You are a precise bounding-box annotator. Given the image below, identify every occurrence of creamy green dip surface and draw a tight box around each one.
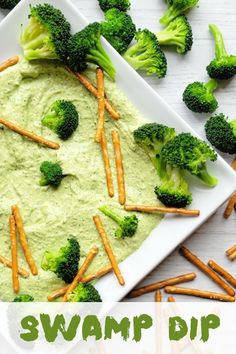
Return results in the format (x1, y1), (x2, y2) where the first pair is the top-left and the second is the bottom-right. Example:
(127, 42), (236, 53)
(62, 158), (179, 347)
(0, 59), (162, 301)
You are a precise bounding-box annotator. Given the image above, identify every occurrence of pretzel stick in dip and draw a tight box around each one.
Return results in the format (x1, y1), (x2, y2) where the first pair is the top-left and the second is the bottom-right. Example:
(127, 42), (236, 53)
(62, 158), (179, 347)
(223, 193), (236, 219)
(10, 215), (19, 293)
(0, 55), (19, 72)
(95, 68), (105, 143)
(11, 205), (38, 276)
(226, 245), (236, 261)
(208, 260), (236, 288)
(128, 272), (196, 298)
(93, 215), (125, 285)
(101, 131), (114, 197)
(112, 131), (126, 205)
(0, 254), (29, 278)
(165, 286), (235, 302)
(0, 118), (60, 149)
(63, 245), (99, 302)
(180, 246), (235, 296)
(124, 205), (200, 217)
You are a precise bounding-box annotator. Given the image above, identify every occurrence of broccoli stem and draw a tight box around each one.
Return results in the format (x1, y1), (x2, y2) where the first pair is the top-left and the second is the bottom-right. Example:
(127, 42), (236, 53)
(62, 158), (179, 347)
(99, 206), (123, 225)
(205, 79), (218, 93)
(160, 7), (178, 26)
(209, 24), (228, 60)
(156, 29), (181, 47)
(197, 167), (218, 187)
(42, 111), (59, 131)
(87, 42), (116, 80)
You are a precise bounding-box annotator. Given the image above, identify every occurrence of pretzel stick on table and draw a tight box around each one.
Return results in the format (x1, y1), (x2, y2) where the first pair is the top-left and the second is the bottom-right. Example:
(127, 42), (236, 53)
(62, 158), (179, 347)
(0, 254), (29, 278)
(155, 290), (162, 302)
(208, 260), (236, 288)
(168, 296), (176, 302)
(101, 131), (114, 197)
(231, 157), (236, 170)
(124, 204), (200, 217)
(0, 55), (19, 72)
(112, 130), (126, 205)
(165, 286), (235, 302)
(95, 68), (105, 143)
(226, 245), (236, 261)
(223, 193), (236, 219)
(10, 215), (19, 293)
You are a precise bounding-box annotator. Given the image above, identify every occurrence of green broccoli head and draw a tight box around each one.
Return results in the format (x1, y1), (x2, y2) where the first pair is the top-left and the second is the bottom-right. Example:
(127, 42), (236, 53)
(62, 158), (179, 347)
(68, 283), (102, 302)
(39, 161), (64, 187)
(160, 0), (199, 26)
(13, 294), (34, 302)
(183, 79), (218, 113)
(41, 238), (80, 284)
(101, 8), (136, 54)
(156, 15), (193, 55)
(20, 4), (71, 61)
(99, 206), (138, 239)
(207, 24), (236, 80)
(67, 22), (116, 79)
(42, 100), (79, 140)
(123, 29), (167, 77)
(0, 0), (19, 9)
(205, 113), (236, 154)
(162, 133), (218, 187)
(98, 0), (130, 12)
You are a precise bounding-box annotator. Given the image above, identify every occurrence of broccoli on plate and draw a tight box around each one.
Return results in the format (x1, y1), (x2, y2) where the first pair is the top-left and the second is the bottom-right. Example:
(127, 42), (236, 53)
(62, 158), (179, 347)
(0, 0), (19, 9)
(68, 283), (102, 302)
(13, 294), (34, 302)
(98, 0), (130, 12)
(160, 0), (199, 26)
(39, 161), (65, 188)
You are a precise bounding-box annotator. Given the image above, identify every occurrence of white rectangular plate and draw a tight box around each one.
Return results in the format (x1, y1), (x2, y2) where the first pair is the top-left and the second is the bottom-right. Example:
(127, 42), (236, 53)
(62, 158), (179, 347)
(0, 0), (236, 302)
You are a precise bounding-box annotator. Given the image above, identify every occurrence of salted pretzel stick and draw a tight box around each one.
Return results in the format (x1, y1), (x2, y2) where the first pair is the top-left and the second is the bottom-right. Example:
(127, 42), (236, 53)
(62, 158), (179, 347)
(63, 246), (99, 302)
(223, 193), (236, 219)
(124, 205), (200, 217)
(165, 286), (235, 302)
(95, 68), (105, 143)
(112, 131), (126, 205)
(101, 131), (114, 197)
(0, 254), (29, 278)
(180, 246), (235, 296)
(231, 157), (236, 170)
(168, 296), (176, 302)
(226, 245), (236, 261)
(11, 205), (38, 276)
(10, 215), (19, 293)
(128, 272), (196, 298)
(208, 260), (236, 288)
(155, 290), (162, 302)
(0, 55), (19, 72)
(0, 118), (59, 149)
(93, 215), (125, 285)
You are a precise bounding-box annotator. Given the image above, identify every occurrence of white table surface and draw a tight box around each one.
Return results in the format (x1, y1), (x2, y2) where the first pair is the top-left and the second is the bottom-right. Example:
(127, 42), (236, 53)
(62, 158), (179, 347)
(1, 0), (236, 302)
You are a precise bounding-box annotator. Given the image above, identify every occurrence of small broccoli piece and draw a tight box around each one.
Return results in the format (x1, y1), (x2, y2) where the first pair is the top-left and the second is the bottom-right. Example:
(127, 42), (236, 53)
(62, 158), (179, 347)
(13, 294), (34, 302)
(42, 100), (79, 140)
(68, 283), (102, 302)
(39, 161), (65, 187)
(98, 0), (130, 12)
(156, 15), (193, 55)
(41, 238), (80, 284)
(67, 22), (116, 79)
(123, 29), (167, 77)
(160, 0), (199, 26)
(162, 133), (218, 187)
(205, 113), (236, 154)
(0, 0), (19, 9)
(183, 79), (218, 113)
(207, 24), (236, 80)
(99, 206), (138, 239)
(101, 8), (136, 54)
(20, 4), (71, 61)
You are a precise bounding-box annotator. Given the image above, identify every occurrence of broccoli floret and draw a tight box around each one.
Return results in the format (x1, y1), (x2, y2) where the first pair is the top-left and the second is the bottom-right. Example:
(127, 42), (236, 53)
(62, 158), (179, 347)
(205, 113), (236, 154)
(156, 15), (193, 55)
(20, 4), (71, 61)
(0, 0), (19, 9)
(101, 8), (136, 54)
(160, 0), (199, 26)
(68, 283), (102, 302)
(99, 206), (138, 239)
(123, 29), (167, 77)
(41, 238), (80, 284)
(162, 133), (218, 187)
(183, 79), (218, 113)
(207, 24), (236, 80)
(98, 0), (130, 12)
(42, 100), (79, 140)
(67, 22), (116, 79)
(13, 294), (34, 302)
(39, 161), (65, 187)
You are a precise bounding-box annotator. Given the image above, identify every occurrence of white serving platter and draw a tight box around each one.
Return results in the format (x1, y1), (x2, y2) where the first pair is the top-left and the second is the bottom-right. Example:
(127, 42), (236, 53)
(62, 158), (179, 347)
(0, 0), (235, 302)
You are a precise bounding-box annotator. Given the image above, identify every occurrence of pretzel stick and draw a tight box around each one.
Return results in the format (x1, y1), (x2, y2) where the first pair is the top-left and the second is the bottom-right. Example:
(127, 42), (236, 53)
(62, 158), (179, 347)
(101, 131), (114, 197)
(180, 246), (235, 296)
(62, 245), (99, 302)
(231, 157), (236, 170)
(95, 68), (105, 143)
(128, 272), (196, 298)
(11, 205), (38, 276)
(0, 117), (59, 149)
(93, 215), (125, 286)
(0, 55), (19, 72)
(168, 296), (176, 302)
(124, 204), (200, 217)
(223, 193), (236, 219)
(165, 286), (235, 302)
(112, 131), (126, 205)
(208, 260), (236, 288)
(228, 251), (236, 261)
(10, 215), (19, 293)
(155, 290), (162, 302)
(226, 245), (236, 261)
(0, 254), (29, 278)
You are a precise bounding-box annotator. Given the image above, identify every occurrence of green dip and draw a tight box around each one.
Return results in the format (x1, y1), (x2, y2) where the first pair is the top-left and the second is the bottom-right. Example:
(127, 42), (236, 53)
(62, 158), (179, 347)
(0, 58), (162, 301)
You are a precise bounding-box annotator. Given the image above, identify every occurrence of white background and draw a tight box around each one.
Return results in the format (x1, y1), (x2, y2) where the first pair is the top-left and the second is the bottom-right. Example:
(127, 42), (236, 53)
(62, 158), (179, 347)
(0, 0), (236, 302)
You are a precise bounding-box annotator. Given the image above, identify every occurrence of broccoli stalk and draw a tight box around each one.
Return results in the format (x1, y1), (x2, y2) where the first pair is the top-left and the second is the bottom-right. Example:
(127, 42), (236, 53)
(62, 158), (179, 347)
(0, 0), (19, 9)
(207, 24), (236, 80)
(39, 161), (65, 187)
(160, 0), (199, 26)
(122, 29), (167, 77)
(99, 206), (138, 239)
(13, 294), (34, 302)
(68, 283), (102, 302)
(98, 0), (130, 12)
